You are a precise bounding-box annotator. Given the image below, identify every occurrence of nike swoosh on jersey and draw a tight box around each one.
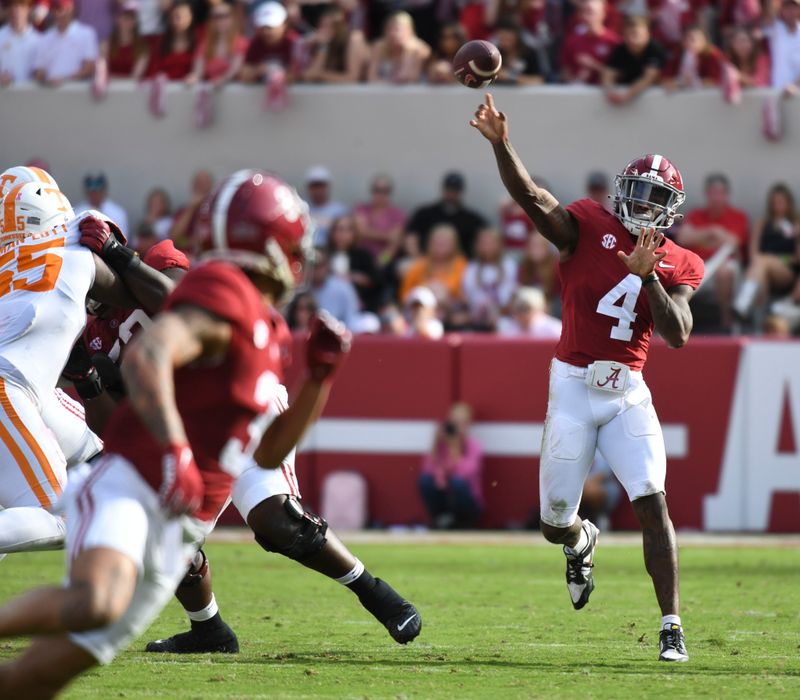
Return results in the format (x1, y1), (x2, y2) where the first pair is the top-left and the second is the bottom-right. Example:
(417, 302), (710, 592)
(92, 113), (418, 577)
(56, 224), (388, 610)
(658, 261), (676, 268)
(397, 614), (418, 631)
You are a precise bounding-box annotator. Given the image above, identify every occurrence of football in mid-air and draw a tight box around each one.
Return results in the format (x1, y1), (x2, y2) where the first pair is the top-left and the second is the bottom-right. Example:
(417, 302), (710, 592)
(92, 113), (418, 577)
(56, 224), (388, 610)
(452, 40), (502, 89)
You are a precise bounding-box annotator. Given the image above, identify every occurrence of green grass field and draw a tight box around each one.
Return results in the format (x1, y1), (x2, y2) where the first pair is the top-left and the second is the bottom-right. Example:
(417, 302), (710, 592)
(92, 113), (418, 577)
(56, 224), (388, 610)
(1, 536), (799, 699)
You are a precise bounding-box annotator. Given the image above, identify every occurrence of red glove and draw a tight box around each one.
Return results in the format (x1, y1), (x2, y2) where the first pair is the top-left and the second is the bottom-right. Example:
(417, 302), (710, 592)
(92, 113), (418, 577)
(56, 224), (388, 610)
(78, 215), (128, 251)
(306, 311), (352, 381)
(160, 444), (204, 517)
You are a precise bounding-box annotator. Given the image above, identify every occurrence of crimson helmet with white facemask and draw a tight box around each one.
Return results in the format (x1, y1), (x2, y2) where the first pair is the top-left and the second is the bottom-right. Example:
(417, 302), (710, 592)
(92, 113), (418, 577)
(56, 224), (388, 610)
(613, 154), (686, 235)
(191, 169), (313, 303)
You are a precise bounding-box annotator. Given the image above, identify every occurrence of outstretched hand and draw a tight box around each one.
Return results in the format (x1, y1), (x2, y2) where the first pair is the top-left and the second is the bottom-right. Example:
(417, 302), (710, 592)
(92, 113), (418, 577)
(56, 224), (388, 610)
(470, 93), (508, 144)
(617, 228), (666, 279)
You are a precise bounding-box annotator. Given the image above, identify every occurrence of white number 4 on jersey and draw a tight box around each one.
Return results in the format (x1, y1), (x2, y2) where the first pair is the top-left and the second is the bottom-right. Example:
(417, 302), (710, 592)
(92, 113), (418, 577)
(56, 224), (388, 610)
(596, 274), (642, 341)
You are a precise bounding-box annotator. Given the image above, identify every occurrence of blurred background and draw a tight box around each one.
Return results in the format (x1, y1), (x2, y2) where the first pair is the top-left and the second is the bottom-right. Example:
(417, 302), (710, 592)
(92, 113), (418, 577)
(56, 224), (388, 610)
(1, 0), (798, 533)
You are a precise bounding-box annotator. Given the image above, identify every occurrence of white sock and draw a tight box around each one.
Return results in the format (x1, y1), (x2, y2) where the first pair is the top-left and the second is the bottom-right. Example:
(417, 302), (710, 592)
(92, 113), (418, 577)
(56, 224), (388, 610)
(187, 594), (219, 622)
(662, 614), (681, 628)
(733, 278), (759, 316)
(335, 559), (365, 586)
(0, 508), (66, 552)
(565, 522), (589, 555)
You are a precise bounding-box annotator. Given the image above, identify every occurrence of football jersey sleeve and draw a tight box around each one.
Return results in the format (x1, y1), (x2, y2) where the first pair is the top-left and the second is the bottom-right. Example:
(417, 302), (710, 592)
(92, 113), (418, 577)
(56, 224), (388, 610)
(671, 249), (704, 290)
(166, 261), (262, 333)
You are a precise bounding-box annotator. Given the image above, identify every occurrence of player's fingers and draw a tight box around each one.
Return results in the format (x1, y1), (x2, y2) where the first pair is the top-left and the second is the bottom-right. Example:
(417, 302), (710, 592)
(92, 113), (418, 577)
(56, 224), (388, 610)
(655, 233), (665, 249)
(485, 92), (495, 110)
(655, 251), (667, 261)
(469, 119), (479, 128)
(617, 250), (628, 261)
(498, 111), (508, 122)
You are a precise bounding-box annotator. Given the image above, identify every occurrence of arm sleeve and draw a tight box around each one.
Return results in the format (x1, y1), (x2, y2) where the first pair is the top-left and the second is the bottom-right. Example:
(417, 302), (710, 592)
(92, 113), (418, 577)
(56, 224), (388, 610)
(672, 252), (704, 290)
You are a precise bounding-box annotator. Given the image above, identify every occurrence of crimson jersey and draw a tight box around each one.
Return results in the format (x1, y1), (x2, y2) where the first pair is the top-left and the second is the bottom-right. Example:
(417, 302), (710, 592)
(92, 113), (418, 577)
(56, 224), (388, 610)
(556, 199), (704, 371)
(102, 261), (285, 522)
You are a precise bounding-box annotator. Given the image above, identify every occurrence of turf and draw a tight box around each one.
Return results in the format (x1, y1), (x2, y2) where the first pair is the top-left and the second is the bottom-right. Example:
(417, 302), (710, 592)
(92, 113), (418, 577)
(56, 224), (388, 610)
(1, 538), (799, 699)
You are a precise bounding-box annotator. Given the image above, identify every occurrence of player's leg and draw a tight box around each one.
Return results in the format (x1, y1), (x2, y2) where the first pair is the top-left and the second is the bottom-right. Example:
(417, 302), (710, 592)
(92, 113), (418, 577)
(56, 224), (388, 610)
(538, 362), (600, 610)
(145, 546), (239, 654)
(41, 389), (104, 467)
(0, 377), (68, 554)
(597, 390), (687, 661)
(246, 492), (421, 644)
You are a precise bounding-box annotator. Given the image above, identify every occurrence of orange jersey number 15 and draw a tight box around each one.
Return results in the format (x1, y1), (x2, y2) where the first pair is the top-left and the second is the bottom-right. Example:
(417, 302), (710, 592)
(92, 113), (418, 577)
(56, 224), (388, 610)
(0, 238), (65, 297)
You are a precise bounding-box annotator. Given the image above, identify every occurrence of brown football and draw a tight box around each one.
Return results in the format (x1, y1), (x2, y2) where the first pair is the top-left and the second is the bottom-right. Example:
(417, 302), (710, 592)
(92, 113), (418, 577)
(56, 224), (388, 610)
(452, 40), (502, 89)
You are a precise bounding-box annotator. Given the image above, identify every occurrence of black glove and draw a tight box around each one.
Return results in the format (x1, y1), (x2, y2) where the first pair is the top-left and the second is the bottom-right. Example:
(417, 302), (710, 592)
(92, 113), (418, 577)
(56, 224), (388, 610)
(92, 352), (125, 396)
(62, 341), (104, 400)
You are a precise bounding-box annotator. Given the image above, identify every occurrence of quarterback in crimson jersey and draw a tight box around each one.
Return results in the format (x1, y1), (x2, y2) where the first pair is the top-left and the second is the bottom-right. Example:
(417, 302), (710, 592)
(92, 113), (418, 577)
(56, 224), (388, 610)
(472, 94), (703, 662)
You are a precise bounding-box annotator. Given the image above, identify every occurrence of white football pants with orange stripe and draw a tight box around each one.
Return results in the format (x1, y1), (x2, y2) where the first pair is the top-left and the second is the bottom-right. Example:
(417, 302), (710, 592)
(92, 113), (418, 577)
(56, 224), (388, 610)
(0, 376), (68, 552)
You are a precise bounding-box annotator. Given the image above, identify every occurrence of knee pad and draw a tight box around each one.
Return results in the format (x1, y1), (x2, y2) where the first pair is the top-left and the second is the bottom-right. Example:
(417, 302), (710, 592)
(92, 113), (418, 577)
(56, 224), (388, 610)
(179, 548), (209, 588)
(253, 496), (328, 562)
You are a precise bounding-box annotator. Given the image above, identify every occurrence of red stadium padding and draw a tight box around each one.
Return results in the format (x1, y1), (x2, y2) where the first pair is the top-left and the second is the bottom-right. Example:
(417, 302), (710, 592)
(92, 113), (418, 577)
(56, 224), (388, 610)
(220, 335), (800, 532)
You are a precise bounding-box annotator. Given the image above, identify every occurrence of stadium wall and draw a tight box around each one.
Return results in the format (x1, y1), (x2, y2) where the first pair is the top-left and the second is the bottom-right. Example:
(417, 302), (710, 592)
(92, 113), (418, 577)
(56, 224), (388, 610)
(0, 84), (797, 222)
(274, 336), (800, 533)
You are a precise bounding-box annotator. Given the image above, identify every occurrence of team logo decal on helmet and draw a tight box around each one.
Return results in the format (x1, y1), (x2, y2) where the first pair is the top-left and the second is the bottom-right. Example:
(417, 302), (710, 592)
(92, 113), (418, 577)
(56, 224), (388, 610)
(1, 182), (71, 244)
(613, 154), (686, 236)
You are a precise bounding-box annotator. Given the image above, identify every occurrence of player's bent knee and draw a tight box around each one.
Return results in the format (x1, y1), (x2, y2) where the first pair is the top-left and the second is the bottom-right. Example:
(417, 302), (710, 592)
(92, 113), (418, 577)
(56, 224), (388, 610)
(540, 521), (576, 545)
(250, 495), (328, 562)
(178, 548), (209, 588)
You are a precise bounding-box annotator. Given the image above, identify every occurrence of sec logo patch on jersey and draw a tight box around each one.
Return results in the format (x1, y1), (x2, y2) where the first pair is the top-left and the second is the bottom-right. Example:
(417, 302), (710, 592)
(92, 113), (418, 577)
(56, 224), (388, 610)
(602, 234), (617, 250)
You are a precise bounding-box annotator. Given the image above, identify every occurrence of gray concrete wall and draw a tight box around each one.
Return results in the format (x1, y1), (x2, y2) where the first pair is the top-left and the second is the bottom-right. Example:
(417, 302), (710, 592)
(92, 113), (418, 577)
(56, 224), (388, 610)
(0, 83), (796, 232)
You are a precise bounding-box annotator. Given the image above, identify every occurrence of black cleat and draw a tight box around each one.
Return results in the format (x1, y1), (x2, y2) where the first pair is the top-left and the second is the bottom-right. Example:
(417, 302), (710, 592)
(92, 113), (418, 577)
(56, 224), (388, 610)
(384, 601), (422, 645)
(145, 624), (239, 654)
(359, 578), (422, 644)
(564, 520), (599, 610)
(659, 624), (689, 662)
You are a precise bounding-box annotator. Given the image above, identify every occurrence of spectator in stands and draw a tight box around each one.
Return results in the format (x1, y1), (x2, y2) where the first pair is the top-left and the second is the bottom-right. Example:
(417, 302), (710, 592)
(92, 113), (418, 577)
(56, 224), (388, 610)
(328, 215), (383, 312)
(352, 174), (407, 265)
(419, 402), (483, 529)
(400, 223), (468, 317)
(0, 0), (41, 85)
(169, 168), (213, 247)
(492, 16), (545, 85)
(560, 0), (620, 85)
(664, 25), (724, 89)
(677, 173), (749, 331)
(498, 198), (534, 255)
(383, 227), (422, 301)
(603, 15), (666, 105)
(144, 0), (197, 80)
(286, 290), (319, 332)
(76, 0), (114, 48)
(310, 247), (361, 329)
(762, 314), (792, 337)
(497, 286), (563, 337)
(33, 0), (99, 86)
(517, 232), (560, 308)
(585, 170), (611, 210)
(764, 0), (800, 96)
(404, 285), (444, 339)
(462, 227), (518, 330)
(106, 1), (148, 79)
(427, 21), (466, 84)
(734, 183), (799, 321)
(186, 2), (247, 87)
(366, 11), (431, 84)
(724, 27), (770, 88)
(135, 0), (169, 38)
(133, 222), (158, 255)
(305, 165), (349, 248)
(140, 187), (173, 241)
(74, 172), (130, 235)
(241, 2), (300, 82)
(300, 5), (369, 83)
(406, 171), (487, 257)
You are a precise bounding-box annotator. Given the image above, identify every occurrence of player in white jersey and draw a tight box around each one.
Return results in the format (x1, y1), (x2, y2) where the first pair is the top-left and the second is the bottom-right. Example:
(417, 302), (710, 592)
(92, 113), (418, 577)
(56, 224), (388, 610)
(0, 166), (102, 478)
(0, 181), (173, 554)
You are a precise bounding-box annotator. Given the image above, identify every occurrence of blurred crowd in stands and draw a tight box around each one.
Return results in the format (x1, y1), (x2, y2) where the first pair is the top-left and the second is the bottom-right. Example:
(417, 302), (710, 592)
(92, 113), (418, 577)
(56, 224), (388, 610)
(58, 162), (800, 338)
(0, 0), (799, 104)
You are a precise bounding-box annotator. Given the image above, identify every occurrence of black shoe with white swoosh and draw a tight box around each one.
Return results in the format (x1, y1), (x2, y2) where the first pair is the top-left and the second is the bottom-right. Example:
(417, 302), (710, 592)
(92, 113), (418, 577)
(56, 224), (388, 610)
(563, 520), (599, 610)
(659, 624), (689, 662)
(358, 578), (422, 644)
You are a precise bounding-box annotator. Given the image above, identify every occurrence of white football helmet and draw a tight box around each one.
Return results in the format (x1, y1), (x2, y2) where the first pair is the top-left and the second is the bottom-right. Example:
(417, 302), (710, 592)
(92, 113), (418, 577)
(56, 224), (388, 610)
(0, 165), (73, 221)
(2, 182), (71, 242)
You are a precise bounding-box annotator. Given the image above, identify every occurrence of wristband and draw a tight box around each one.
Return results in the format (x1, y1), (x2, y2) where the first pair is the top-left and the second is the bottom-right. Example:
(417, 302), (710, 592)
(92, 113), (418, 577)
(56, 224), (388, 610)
(73, 367), (104, 400)
(642, 272), (659, 286)
(105, 243), (141, 275)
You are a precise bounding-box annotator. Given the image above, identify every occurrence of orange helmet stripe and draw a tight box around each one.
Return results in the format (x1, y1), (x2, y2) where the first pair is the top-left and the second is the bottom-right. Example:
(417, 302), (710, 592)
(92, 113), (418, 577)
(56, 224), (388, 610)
(3, 182), (26, 234)
(28, 167), (55, 185)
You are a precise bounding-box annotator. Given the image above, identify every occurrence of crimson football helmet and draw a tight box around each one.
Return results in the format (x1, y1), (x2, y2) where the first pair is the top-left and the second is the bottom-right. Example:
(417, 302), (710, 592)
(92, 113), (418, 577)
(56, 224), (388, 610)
(192, 169), (313, 302)
(613, 154), (686, 235)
